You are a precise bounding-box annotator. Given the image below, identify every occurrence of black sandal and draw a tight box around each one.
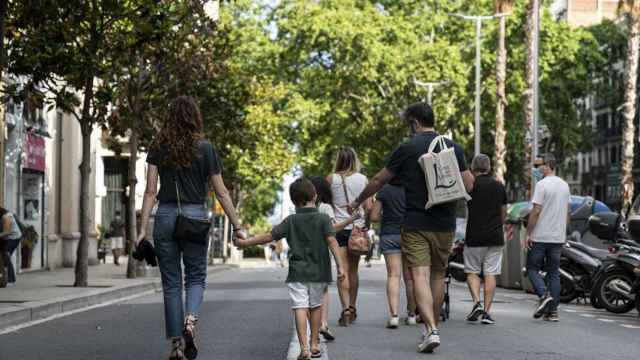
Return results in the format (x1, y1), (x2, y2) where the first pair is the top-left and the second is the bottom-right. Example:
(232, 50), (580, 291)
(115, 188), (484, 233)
(348, 306), (357, 323)
(320, 326), (335, 341)
(338, 309), (351, 327)
(183, 315), (198, 360)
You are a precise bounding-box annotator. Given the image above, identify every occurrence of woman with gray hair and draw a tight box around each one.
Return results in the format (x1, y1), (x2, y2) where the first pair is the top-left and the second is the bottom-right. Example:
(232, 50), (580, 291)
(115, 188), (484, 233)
(463, 154), (508, 325)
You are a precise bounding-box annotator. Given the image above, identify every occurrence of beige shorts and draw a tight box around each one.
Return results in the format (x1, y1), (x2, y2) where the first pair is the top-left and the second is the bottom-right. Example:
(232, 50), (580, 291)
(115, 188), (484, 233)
(288, 282), (327, 310)
(110, 237), (124, 250)
(464, 246), (503, 275)
(401, 230), (454, 278)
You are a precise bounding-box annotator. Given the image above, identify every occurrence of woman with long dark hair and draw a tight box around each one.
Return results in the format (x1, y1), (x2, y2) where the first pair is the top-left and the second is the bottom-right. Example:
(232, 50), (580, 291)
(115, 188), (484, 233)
(137, 96), (243, 360)
(327, 147), (371, 326)
(310, 176), (358, 340)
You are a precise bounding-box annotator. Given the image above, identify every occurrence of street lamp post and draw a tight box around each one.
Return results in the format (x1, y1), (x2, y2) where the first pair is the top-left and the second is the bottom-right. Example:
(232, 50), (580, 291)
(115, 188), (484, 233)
(412, 76), (448, 106)
(450, 13), (509, 156)
(531, 0), (541, 196)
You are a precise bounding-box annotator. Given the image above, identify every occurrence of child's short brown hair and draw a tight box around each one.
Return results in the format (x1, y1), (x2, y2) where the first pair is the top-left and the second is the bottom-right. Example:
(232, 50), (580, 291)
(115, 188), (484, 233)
(290, 178), (317, 207)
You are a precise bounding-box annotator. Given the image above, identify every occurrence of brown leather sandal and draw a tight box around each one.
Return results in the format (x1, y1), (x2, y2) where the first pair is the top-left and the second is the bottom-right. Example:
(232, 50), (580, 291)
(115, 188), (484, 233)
(348, 306), (357, 323)
(338, 308), (351, 327)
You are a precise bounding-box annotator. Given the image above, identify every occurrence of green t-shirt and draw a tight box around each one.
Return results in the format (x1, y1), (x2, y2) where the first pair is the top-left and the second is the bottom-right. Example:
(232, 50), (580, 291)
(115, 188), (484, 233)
(271, 207), (336, 283)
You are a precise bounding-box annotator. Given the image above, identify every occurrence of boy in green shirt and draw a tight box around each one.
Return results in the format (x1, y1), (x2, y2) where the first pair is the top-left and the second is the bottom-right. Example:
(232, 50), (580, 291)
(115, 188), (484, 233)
(235, 178), (346, 360)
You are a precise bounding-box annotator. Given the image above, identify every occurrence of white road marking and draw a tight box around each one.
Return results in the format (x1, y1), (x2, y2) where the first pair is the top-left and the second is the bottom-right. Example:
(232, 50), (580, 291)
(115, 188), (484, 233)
(597, 318), (616, 323)
(579, 314), (595, 318)
(564, 309), (577, 313)
(620, 324), (640, 329)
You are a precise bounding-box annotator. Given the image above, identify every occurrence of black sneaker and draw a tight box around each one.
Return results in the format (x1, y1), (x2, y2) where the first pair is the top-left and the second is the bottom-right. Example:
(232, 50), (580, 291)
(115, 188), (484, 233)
(481, 313), (495, 325)
(533, 296), (554, 319)
(543, 311), (559, 322)
(466, 302), (484, 322)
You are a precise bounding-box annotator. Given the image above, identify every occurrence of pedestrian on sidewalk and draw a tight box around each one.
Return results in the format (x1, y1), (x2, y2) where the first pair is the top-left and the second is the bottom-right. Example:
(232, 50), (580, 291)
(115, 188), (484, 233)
(234, 177), (347, 360)
(108, 211), (125, 266)
(310, 176), (359, 340)
(526, 153), (570, 323)
(463, 154), (507, 325)
(0, 206), (22, 287)
(137, 96), (244, 360)
(349, 103), (474, 353)
(328, 147), (371, 327)
(369, 177), (418, 329)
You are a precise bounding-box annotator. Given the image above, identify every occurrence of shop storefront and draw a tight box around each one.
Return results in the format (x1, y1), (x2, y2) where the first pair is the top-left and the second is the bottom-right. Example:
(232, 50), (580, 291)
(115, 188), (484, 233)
(20, 132), (46, 270)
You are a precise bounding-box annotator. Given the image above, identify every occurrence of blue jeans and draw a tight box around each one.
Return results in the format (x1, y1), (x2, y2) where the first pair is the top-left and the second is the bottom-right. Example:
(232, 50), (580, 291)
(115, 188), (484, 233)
(526, 242), (562, 311)
(3, 238), (20, 283)
(154, 203), (209, 338)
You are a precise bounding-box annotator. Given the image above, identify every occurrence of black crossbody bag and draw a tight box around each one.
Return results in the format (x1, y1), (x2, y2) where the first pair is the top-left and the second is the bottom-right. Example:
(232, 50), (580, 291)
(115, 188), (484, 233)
(174, 176), (211, 246)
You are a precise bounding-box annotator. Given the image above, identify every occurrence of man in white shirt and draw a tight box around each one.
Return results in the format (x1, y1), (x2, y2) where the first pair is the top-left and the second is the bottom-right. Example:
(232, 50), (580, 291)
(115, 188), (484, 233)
(525, 154), (570, 322)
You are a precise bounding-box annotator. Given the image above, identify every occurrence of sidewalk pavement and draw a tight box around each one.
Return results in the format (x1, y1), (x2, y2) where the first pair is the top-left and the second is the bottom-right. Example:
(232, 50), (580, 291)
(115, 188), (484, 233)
(0, 257), (235, 333)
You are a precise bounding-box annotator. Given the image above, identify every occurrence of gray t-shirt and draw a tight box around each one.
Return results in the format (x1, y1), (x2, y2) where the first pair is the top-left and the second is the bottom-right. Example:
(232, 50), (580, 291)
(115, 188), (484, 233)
(531, 176), (570, 243)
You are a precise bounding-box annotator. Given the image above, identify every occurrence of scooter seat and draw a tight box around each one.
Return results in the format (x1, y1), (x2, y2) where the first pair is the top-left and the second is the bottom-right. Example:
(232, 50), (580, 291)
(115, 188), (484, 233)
(567, 241), (610, 260)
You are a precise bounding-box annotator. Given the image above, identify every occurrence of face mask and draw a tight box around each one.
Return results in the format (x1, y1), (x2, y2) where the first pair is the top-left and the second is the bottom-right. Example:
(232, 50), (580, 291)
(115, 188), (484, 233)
(532, 167), (543, 182)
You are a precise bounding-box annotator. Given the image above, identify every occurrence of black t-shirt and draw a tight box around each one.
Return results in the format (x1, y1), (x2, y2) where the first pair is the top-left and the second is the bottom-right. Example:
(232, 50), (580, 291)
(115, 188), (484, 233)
(386, 131), (467, 231)
(465, 175), (508, 247)
(147, 140), (222, 204)
(377, 184), (406, 236)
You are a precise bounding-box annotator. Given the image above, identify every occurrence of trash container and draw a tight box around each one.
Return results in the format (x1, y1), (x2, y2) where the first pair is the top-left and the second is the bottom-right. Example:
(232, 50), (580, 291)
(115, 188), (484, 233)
(498, 202), (530, 290)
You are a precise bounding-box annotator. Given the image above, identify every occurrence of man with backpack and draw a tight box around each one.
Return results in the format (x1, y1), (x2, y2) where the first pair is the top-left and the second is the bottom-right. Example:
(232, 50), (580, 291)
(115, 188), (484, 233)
(0, 206), (23, 287)
(350, 103), (474, 353)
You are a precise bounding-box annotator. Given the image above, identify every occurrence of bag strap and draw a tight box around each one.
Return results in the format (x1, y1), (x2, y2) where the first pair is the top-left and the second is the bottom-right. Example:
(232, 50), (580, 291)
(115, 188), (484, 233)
(427, 135), (448, 154)
(339, 174), (350, 205)
(174, 173), (182, 214)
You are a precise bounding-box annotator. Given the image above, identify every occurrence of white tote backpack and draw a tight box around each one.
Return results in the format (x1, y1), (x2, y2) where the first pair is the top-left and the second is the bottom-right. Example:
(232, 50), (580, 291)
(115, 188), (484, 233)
(418, 135), (471, 209)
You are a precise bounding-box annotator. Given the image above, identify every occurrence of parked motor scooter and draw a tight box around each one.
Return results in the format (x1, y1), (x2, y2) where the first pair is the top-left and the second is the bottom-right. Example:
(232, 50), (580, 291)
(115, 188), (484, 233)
(588, 212), (640, 314)
(558, 239), (611, 304)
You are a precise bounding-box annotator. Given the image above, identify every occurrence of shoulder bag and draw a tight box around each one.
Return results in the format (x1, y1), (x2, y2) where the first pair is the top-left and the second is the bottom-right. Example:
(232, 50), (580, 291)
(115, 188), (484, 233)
(340, 174), (371, 256)
(174, 176), (211, 246)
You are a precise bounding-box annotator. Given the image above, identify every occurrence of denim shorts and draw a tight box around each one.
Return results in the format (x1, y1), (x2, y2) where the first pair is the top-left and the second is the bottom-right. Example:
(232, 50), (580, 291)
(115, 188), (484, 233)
(380, 234), (402, 255)
(336, 230), (351, 248)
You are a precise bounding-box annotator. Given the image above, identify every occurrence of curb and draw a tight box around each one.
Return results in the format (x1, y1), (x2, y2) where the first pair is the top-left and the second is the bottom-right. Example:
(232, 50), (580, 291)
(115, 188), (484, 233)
(0, 265), (235, 334)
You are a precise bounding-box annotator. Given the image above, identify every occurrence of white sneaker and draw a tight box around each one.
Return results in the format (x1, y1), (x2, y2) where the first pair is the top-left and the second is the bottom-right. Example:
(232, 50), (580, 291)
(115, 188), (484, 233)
(417, 330), (441, 353)
(386, 316), (399, 329)
(405, 315), (417, 326)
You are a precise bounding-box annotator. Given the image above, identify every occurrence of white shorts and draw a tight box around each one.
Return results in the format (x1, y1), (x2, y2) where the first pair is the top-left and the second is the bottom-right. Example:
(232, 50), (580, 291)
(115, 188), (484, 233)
(463, 246), (503, 275)
(287, 282), (327, 310)
(110, 237), (124, 250)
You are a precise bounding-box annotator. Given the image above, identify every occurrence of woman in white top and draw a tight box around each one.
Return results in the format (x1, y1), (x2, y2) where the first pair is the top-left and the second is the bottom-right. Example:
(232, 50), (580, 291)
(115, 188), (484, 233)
(311, 176), (359, 340)
(327, 147), (371, 327)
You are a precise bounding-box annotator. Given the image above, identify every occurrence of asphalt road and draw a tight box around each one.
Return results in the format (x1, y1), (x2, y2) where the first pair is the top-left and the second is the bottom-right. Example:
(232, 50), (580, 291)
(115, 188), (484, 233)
(1, 264), (639, 360)
(0, 267), (292, 360)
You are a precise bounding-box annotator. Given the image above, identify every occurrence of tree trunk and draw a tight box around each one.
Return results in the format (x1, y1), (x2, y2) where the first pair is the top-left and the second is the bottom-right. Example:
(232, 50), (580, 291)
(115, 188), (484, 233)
(494, 15), (508, 185)
(522, 0), (537, 196)
(126, 130), (138, 279)
(74, 77), (94, 288)
(621, 16), (640, 212)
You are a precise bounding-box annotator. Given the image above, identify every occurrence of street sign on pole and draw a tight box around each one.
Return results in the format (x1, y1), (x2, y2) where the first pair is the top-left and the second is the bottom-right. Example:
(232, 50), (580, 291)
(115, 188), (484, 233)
(448, 13), (509, 156)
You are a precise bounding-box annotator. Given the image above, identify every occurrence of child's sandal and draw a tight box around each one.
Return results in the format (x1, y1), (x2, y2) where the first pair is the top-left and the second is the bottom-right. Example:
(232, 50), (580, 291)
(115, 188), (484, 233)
(297, 349), (311, 360)
(310, 348), (323, 358)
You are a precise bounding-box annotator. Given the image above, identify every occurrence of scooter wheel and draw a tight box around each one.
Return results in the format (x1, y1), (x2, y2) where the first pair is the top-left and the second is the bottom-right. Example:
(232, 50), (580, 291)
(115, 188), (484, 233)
(595, 270), (635, 314)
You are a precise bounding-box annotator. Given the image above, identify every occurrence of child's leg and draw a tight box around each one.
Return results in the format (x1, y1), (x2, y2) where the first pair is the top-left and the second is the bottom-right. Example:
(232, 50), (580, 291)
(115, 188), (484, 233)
(321, 288), (329, 329)
(294, 308), (310, 351)
(309, 306), (322, 351)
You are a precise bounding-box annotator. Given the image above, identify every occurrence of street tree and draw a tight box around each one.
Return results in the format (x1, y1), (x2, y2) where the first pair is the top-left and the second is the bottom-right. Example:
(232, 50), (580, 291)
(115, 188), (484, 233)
(7, 0), (144, 286)
(493, 0), (513, 184)
(620, 0), (640, 211)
